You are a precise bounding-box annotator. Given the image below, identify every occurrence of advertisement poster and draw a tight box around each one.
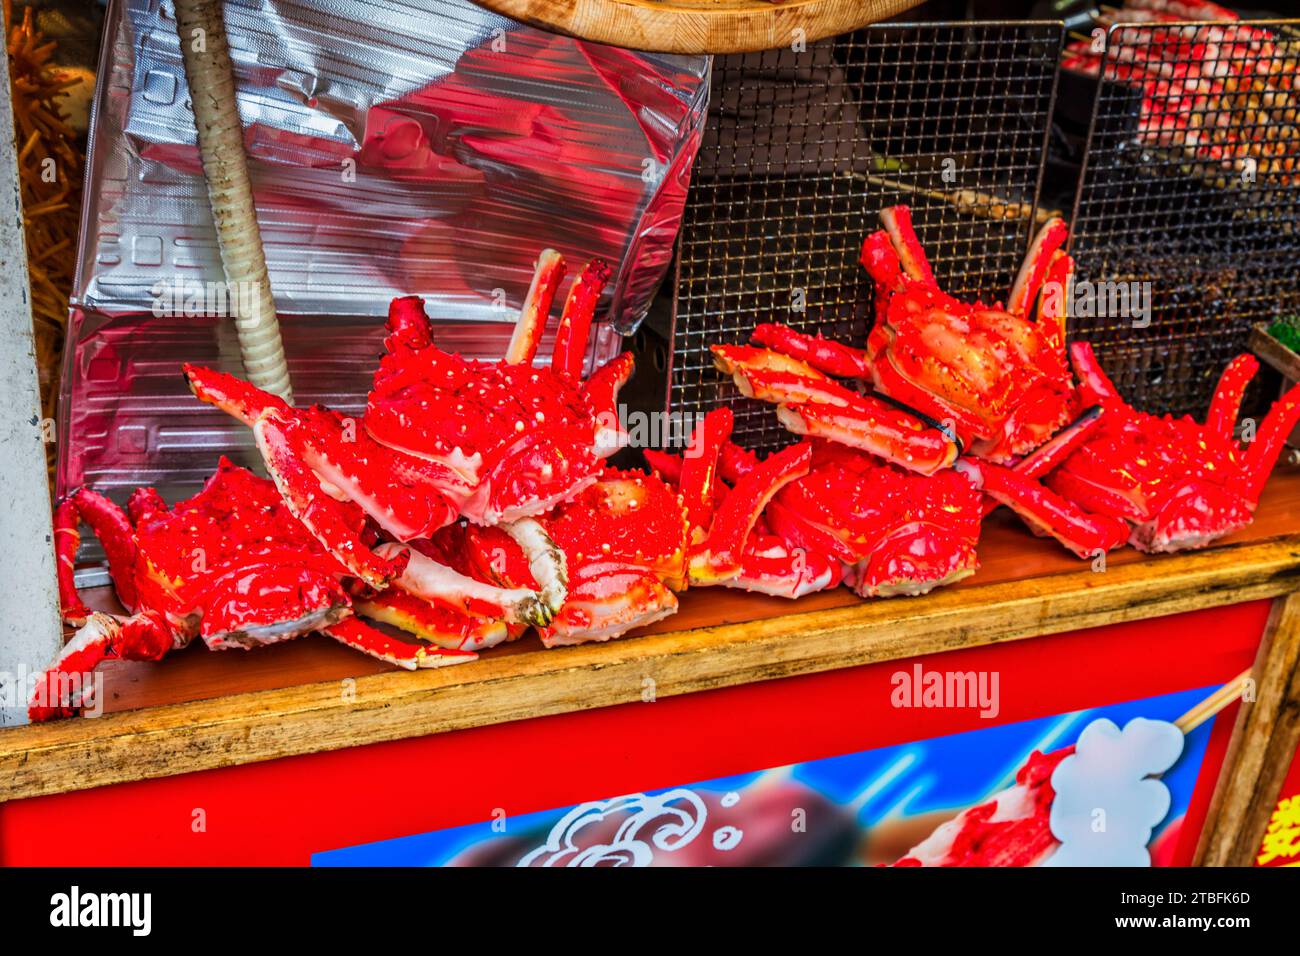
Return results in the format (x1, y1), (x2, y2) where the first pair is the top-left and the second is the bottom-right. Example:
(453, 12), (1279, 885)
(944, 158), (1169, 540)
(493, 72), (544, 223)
(315, 685), (1218, 867)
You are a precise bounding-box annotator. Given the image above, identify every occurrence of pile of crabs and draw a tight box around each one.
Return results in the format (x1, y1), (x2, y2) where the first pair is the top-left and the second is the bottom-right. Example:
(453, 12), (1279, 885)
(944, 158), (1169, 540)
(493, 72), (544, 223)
(33, 205), (1300, 720)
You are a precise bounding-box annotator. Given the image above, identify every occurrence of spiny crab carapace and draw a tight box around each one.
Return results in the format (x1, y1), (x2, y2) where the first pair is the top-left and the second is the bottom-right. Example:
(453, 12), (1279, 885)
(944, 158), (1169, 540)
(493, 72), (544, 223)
(33, 459), (480, 720)
(1043, 342), (1300, 553)
(712, 204), (1078, 474)
(185, 251), (633, 627)
(462, 407), (839, 646)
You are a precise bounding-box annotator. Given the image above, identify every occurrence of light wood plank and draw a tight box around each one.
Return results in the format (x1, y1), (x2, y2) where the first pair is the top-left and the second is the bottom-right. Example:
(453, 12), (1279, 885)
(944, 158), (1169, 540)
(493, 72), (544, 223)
(1195, 591), (1300, 867)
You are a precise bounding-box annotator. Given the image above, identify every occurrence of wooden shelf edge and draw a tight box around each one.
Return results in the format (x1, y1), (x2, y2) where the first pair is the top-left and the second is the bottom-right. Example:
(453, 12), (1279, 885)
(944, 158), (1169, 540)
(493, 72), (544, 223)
(474, 0), (925, 55)
(3, 534), (1299, 802)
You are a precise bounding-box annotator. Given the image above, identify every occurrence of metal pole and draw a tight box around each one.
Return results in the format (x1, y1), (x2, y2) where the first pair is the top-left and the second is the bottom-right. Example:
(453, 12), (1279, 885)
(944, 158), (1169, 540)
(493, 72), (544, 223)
(0, 44), (63, 727)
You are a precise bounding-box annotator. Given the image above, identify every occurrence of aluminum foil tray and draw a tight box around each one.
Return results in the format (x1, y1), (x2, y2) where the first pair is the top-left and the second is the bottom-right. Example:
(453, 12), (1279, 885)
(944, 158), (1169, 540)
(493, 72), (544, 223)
(61, 0), (709, 504)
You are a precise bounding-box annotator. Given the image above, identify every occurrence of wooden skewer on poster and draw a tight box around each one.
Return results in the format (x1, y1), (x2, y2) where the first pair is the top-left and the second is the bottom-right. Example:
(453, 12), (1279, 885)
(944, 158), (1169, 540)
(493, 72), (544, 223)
(1175, 669), (1253, 735)
(173, 0), (292, 401)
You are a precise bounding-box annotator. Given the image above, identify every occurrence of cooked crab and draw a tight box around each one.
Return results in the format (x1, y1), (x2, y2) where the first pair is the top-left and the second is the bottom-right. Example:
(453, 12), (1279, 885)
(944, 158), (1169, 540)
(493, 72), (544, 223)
(725, 440), (982, 598)
(185, 250), (632, 625)
(712, 204), (1077, 473)
(33, 459), (481, 721)
(453, 407), (835, 647)
(1041, 343), (1300, 553)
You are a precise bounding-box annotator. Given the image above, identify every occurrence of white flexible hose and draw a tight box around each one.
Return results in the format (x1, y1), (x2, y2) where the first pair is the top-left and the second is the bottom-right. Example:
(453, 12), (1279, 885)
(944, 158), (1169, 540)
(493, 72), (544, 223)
(174, 0), (292, 401)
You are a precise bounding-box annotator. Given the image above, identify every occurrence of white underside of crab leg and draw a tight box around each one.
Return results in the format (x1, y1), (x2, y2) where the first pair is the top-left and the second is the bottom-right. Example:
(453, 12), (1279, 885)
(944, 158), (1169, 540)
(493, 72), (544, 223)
(502, 517), (568, 615)
(376, 543), (555, 628)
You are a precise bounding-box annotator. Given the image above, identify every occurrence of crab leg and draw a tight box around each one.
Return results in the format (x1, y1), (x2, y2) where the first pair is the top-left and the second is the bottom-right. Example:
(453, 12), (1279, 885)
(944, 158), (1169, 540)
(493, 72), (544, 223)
(322, 618), (477, 670)
(711, 344), (959, 475)
(505, 249), (566, 366)
(28, 611), (175, 721)
(53, 489), (141, 624)
(956, 459), (1130, 559)
(689, 440), (813, 583)
(378, 544), (556, 628)
(750, 323), (872, 379)
(353, 589), (513, 652)
(1069, 341), (1122, 405)
(777, 397), (959, 476)
(583, 352), (635, 457)
(502, 517), (568, 618)
(1242, 379), (1300, 505)
(679, 407), (732, 536)
(182, 361), (289, 426)
(552, 258), (614, 381)
(252, 410), (409, 589)
(880, 205), (936, 286)
(1035, 251), (1073, 357)
(1007, 217), (1069, 318)
(1205, 354), (1259, 440)
(980, 406), (1105, 517)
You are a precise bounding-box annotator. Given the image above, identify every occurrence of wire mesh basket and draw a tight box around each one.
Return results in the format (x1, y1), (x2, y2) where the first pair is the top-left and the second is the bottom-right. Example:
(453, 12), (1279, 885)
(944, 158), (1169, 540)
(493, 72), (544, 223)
(663, 20), (1065, 450)
(1067, 16), (1300, 419)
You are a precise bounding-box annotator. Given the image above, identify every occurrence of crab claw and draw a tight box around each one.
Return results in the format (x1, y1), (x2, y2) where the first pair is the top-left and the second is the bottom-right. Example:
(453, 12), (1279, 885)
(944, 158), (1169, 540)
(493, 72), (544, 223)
(28, 611), (174, 721)
(750, 324), (872, 379)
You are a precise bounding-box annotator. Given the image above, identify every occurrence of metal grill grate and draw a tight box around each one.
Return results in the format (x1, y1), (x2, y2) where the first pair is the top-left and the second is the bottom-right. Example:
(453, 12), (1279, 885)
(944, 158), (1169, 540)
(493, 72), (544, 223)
(1068, 16), (1300, 419)
(668, 21), (1064, 450)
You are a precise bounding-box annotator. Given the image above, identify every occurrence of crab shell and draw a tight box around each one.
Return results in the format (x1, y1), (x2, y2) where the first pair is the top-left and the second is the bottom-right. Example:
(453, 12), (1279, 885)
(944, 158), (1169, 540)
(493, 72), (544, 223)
(364, 258), (632, 527)
(1044, 344), (1300, 553)
(86, 460), (360, 648)
(861, 205), (1076, 463)
(35, 460), (478, 721)
(460, 468), (688, 647)
(724, 441), (980, 598)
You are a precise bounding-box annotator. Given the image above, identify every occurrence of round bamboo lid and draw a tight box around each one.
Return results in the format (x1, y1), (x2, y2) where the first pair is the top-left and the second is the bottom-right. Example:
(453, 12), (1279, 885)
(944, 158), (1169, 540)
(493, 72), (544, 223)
(474, 0), (926, 54)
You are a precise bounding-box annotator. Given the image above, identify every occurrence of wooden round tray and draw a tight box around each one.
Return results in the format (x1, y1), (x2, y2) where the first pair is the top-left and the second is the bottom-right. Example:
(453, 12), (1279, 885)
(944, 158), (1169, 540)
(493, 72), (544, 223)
(475, 0), (926, 54)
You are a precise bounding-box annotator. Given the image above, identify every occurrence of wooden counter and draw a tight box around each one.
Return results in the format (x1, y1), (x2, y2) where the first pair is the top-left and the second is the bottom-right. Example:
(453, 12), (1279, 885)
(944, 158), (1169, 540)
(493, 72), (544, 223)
(3, 466), (1300, 808)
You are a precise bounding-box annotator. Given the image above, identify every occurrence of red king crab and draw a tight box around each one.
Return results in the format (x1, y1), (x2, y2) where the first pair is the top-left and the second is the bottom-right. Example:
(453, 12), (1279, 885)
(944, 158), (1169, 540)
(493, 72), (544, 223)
(725, 440), (983, 597)
(184, 251), (633, 629)
(712, 204), (1078, 473)
(33, 459), (481, 720)
(1038, 342), (1300, 553)
(465, 407), (839, 646)
(713, 326), (1130, 562)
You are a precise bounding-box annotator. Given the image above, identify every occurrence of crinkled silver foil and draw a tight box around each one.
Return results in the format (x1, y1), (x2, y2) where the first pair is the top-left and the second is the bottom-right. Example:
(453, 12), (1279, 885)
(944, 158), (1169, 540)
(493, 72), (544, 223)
(60, 0), (709, 506)
(76, 0), (708, 324)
